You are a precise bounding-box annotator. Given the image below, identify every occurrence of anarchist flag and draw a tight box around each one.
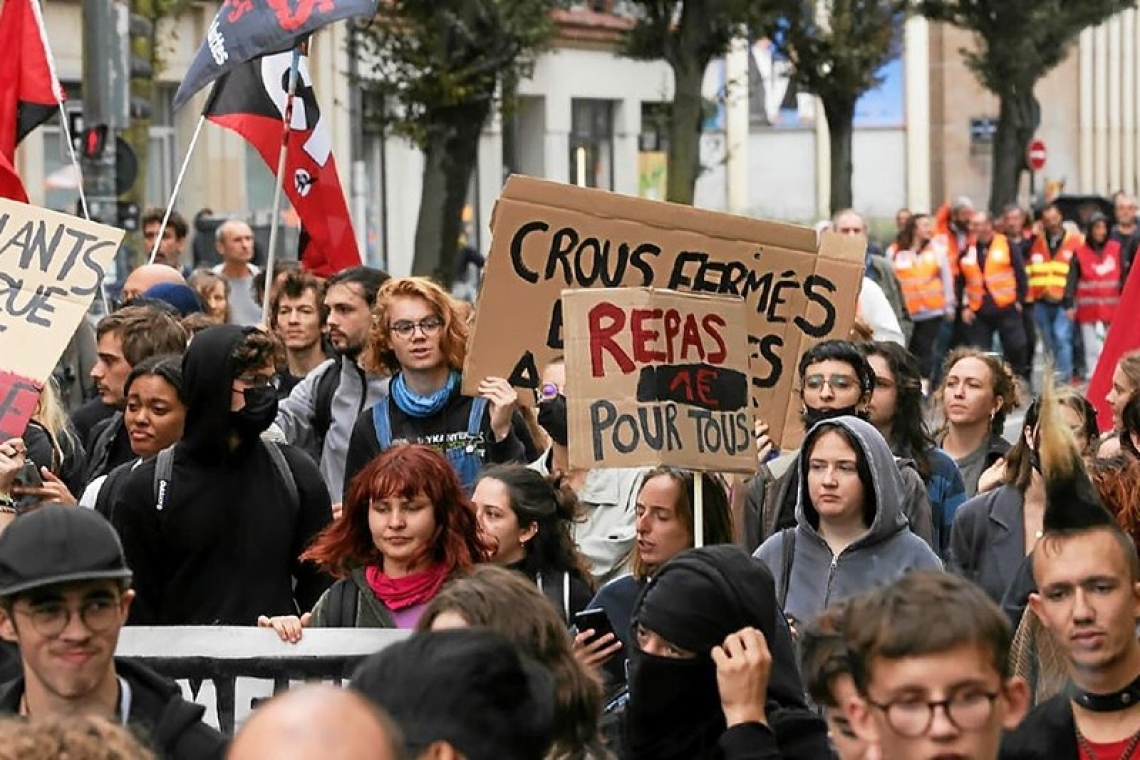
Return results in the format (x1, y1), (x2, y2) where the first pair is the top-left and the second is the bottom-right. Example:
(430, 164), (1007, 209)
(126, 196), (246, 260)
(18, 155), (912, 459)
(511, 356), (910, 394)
(204, 48), (361, 276)
(173, 0), (378, 112)
(0, 0), (65, 200)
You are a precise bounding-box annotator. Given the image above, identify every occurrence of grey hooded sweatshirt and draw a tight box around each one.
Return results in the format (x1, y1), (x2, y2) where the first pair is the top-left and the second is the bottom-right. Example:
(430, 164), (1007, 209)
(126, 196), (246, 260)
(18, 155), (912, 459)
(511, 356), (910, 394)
(754, 416), (942, 625)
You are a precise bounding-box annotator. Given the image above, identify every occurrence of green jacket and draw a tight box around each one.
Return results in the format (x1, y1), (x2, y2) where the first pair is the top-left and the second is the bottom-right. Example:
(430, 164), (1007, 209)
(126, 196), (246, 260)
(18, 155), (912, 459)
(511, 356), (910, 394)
(309, 567), (396, 628)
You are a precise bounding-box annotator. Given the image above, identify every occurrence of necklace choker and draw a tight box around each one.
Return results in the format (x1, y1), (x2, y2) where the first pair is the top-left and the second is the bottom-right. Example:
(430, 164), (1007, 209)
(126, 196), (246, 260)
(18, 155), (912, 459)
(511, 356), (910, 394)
(1070, 674), (1140, 713)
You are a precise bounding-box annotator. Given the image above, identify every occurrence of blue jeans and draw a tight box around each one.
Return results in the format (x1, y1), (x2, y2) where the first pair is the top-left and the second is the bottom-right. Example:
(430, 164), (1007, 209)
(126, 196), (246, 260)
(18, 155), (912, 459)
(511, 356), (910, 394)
(1034, 302), (1073, 380)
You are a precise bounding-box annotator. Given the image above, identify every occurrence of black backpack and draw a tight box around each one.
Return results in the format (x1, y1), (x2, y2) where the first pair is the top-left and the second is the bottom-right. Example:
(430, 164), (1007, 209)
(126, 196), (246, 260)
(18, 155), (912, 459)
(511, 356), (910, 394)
(310, 362), (341, 458)
(152, 440), (299, 515)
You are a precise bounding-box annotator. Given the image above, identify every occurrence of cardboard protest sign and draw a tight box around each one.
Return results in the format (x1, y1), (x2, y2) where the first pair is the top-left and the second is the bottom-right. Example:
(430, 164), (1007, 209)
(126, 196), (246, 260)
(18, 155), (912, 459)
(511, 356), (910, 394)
(563, 287), (756, 473)
(463, 175), (865, 449)
(0, 199), (122, 440)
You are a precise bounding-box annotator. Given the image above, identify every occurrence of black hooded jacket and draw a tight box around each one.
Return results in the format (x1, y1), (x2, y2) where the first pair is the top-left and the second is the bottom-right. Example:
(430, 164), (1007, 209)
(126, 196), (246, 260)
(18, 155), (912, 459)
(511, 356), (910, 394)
(622, 545), (828, 760)
(112, 326), (333, 625)
(0, 657), (227, 759)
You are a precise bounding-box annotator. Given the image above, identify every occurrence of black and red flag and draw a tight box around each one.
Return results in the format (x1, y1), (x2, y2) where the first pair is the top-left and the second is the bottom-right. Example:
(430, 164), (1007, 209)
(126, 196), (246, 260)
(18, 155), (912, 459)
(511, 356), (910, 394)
(204, 47), (361, 276)
(173, 0), (378, 112)
(0, 0), (64, 201)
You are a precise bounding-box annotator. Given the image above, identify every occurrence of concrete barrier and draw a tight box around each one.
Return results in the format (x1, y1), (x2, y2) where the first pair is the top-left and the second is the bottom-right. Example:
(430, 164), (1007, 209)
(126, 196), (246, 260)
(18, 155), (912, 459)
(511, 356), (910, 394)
(115, 627), (411, 734)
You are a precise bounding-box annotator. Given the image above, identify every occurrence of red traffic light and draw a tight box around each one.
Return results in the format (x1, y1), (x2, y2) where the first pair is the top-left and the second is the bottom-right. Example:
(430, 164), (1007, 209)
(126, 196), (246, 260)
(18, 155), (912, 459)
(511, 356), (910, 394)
(81, 125), (108, 160)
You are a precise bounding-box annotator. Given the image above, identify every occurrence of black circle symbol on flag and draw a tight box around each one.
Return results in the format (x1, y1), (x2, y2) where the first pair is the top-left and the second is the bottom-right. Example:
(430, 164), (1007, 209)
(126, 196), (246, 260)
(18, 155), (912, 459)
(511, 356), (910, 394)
(294, 168), (316, 197)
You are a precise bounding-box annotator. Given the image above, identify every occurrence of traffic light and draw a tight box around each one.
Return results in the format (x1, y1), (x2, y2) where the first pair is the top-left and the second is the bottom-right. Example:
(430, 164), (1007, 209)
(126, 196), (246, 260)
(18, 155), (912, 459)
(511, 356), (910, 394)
(81, 125), (109, 161)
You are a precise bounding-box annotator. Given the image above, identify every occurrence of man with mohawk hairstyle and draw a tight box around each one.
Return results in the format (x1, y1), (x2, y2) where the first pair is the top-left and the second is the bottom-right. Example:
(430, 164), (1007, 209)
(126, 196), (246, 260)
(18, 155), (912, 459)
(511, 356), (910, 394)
(1002, 373), (1140, 759)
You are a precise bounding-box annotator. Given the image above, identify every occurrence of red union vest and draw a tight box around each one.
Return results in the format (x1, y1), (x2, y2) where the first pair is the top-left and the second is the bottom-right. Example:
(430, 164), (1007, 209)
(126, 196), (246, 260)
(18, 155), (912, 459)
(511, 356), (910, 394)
(1074, 239), (1122, 323)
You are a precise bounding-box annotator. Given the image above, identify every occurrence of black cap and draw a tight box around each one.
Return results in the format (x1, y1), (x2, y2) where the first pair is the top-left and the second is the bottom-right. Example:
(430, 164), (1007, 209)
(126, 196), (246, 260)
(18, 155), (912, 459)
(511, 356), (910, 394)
(0, 505), (132, 597)
(350, 629), (554, 760)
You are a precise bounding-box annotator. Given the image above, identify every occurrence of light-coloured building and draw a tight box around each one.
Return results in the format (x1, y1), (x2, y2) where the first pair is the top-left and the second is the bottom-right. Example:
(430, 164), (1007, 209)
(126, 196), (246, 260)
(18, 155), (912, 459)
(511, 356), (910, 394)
(22, 2), (1140, 276)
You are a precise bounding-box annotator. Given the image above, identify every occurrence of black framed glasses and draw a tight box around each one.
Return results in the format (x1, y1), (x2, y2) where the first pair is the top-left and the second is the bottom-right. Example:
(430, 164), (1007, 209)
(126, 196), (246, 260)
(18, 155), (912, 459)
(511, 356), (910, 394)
(803, 374), (858, 392)
(867, 690), (999, 738)
(389, 316), (444, 338)
(16, 596), (122, 638)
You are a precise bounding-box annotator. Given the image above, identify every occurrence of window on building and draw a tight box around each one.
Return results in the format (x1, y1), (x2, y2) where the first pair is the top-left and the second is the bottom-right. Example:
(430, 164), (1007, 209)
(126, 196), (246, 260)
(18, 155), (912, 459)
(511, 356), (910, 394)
(569, 99), (614, 190)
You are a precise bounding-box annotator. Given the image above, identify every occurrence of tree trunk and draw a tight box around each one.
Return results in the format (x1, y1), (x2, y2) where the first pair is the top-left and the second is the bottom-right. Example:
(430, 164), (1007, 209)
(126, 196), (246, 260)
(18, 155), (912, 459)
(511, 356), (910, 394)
(822, 97), (856, 215)
(989, 87), (1041, 215)
(666, 62), (705, 205)
(412, 103), (490, 282)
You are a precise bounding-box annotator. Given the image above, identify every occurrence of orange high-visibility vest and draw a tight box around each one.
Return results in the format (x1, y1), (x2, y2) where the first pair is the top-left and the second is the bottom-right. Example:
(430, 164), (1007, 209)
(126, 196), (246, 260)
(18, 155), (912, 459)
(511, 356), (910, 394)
(889, 243), (947, 315)
(959, 234), (1018, 311)
(1025, 230), (1081, 302)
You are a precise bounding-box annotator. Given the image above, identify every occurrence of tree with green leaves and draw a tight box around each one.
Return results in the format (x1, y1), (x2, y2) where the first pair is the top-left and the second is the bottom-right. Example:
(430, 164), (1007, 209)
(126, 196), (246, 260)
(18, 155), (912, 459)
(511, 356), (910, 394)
(761, 0), (906, 215)
(355, 0), (557, 281)
(921, 0), (1132, 214)
(625, 1), (776, 205)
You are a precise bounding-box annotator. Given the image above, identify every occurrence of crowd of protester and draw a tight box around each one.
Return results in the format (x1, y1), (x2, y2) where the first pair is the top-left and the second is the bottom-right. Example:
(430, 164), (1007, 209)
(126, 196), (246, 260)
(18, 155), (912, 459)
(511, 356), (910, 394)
(0, 197), (1138, 760)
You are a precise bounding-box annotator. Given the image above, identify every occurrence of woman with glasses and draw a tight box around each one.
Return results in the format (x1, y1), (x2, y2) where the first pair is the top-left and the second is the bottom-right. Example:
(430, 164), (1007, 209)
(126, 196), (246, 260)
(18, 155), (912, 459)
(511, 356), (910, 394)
(934, 347), (1020, 497)
(342, 276), (533, 498)
(260, 444), (488, 636)
(471, 464), (595, 624)
(754, 416), (941, 635)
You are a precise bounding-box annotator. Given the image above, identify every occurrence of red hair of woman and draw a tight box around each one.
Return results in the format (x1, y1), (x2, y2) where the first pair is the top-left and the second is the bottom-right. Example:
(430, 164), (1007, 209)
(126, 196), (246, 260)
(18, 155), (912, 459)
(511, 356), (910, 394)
(302, 443), (490, 578)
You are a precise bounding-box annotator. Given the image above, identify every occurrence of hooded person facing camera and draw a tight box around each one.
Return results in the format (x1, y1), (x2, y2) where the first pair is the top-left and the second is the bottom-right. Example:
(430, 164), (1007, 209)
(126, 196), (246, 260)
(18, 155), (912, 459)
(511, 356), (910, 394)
(754, 416), (942, 633)
(111, 326), (333, 625)
(622, 545), (830, 760)
(0, 505), (226, 758)
(351, 628), (555, 760)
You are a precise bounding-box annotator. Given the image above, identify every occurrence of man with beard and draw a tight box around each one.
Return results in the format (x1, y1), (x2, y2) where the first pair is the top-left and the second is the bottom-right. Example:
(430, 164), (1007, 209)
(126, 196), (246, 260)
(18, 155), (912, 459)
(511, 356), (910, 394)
(742, 340), (933, 551)
(1002, 379), (1140, 759)
(111, 326), (333, 625)
(274, 266), (390, 507)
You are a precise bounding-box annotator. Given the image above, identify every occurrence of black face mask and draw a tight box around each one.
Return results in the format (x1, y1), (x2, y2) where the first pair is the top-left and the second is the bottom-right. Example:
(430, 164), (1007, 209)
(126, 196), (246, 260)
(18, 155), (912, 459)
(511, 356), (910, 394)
(625, 648), (723, 760)
(537, 394), (568, 447)
(230, 384), (279, 438)
(801, 404), (864, 430)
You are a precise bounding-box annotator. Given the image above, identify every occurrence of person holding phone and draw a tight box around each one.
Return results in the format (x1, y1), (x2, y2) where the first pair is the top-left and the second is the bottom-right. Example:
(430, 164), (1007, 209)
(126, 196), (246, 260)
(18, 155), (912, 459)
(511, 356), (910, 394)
(581, 467), (734, 684)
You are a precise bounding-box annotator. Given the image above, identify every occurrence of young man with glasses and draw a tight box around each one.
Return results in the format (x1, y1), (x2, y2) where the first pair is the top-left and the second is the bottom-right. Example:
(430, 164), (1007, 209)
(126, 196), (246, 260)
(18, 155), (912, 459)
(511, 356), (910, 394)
(111, 326), (333, 625)
(843, 570), (1029, 760)
(0, 504), (226, 757)
(343, 276), (532, 497)
(743, 339), (933, 551)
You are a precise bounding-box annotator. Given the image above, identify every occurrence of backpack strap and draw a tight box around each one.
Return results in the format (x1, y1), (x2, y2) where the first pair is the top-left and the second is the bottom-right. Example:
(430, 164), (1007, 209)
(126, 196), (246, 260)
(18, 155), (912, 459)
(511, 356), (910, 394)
(467, 396), (489, 437)
(311, 362), (341, 456)
(371, 399), (393, 450)
(326, 578), (358, 628)
(777, 526), (796, 610)
(153, 446), (175, 512)
(263, 440), (300, 514)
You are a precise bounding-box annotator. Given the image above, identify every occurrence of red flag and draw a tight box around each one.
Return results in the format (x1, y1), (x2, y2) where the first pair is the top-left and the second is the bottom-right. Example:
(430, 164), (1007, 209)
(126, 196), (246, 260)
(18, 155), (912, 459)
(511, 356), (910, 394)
(0, 0), (63, 200)
(204, 48), (361, 276)
(1088, 268), (1140, 432)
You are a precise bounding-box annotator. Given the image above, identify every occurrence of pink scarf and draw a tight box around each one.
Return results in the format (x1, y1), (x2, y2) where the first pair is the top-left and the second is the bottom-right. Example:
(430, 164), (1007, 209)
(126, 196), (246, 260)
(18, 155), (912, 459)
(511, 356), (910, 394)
(364, 563), (449, 611)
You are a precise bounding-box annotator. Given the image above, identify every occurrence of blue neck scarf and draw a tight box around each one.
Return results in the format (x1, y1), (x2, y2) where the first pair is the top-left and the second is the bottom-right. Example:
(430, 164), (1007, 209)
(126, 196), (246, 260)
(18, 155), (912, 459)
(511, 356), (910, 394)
(391, 370), (460, 418)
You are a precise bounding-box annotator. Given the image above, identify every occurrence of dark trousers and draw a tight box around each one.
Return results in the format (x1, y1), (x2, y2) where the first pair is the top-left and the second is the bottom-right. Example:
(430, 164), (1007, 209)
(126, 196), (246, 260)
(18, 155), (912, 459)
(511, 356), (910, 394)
(964, 306), (1029, 379)
(908, 316), (944, 380)
(1022, 306), (1037, 373)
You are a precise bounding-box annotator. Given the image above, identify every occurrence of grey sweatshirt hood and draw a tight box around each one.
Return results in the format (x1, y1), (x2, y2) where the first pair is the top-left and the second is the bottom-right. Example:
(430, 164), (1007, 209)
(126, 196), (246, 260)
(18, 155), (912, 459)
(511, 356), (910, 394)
(795, 415), (909, 547)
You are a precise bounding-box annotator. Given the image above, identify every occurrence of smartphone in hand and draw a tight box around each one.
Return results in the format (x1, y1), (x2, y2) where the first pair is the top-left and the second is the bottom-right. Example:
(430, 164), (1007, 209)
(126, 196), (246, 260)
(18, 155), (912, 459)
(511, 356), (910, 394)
(573, 608), (616, 646)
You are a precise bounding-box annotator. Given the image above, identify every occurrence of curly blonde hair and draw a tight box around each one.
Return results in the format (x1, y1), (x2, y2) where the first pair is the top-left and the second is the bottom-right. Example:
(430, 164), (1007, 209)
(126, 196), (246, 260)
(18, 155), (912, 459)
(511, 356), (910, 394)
(363, 277), (468, 377)
(0, 714), (155, 759)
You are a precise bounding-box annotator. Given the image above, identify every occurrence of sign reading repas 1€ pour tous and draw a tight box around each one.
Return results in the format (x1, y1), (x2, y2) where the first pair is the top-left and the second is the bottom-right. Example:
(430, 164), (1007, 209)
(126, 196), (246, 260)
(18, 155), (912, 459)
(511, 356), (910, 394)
(563, 287), (756, 473)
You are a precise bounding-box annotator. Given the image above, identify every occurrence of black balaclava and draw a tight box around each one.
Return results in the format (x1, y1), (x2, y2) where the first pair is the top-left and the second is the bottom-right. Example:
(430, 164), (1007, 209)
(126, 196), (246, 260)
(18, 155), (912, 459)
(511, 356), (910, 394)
(625, 546), (814, 760)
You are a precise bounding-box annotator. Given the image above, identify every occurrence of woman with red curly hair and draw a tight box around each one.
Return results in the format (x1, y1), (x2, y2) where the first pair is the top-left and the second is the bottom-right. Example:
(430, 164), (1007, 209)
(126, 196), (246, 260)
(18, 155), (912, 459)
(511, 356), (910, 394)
(259, 444), (489, 637)
(341, 276), (535, 499)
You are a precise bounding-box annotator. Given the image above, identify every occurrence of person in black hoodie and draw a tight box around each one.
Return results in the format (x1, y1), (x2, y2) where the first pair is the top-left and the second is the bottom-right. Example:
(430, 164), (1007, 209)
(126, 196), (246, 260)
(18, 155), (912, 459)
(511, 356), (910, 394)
(111, 325), (333, 625)
(343, 276), (532, 497)
(0, 504), (226, 759)
(622, 545), (829, 760)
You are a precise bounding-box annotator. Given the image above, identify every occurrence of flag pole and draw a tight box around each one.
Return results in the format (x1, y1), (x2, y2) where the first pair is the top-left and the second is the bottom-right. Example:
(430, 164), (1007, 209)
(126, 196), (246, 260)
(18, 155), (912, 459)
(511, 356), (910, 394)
(261, 43), (303, 325)
(57, 103), (110, 315)
(148, 113), (207, 265)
